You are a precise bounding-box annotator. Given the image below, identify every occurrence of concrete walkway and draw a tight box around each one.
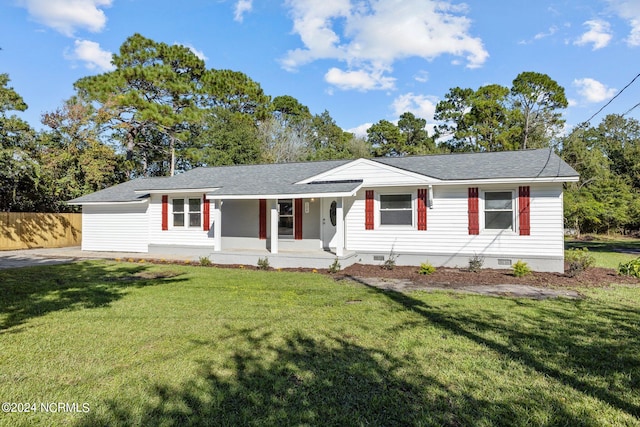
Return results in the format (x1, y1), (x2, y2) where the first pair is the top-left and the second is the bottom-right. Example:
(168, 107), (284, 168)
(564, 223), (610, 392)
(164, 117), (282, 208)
(353, 277), (582, 300)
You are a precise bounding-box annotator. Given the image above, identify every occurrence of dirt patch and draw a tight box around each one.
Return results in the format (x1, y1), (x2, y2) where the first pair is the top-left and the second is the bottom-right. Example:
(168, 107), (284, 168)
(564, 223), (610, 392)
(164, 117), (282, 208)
(334, 264), (640, 289)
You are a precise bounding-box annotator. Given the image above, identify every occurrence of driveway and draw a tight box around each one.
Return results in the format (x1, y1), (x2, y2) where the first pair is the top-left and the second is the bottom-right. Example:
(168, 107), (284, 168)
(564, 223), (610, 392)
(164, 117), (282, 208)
(0, 247), (192, 270)
(0, 248), (81, 270)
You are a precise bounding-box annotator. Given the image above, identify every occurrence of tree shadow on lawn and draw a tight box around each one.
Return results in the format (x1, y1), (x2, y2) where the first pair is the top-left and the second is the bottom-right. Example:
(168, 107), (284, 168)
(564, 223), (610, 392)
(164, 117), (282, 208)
(364, 283), (640, 421)
(79, 327), (592, 426)
(0, 261), (185, 332)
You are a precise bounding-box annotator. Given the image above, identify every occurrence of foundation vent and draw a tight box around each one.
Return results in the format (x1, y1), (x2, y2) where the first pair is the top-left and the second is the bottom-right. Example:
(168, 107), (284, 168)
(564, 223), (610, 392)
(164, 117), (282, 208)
(373, 255), (385, 261)
(498, 259), (512, 266)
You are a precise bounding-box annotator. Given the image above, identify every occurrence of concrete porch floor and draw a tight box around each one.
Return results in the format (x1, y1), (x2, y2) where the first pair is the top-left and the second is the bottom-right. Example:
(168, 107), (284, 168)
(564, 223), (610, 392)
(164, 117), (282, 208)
(201, 248), (358, 269)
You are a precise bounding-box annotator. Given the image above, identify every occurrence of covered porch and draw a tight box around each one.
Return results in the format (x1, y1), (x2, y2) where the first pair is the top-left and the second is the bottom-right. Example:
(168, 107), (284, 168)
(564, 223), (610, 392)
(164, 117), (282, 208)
(206, 181), (361, 258)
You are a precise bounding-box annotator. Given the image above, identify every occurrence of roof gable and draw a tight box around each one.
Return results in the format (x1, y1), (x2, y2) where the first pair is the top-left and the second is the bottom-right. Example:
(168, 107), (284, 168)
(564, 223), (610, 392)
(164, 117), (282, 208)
(297, 158), (440, 186)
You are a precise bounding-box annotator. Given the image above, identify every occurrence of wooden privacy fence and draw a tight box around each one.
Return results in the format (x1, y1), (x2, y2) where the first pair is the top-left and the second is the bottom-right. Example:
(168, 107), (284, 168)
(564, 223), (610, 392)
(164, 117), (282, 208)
(0, 212), (82, 250)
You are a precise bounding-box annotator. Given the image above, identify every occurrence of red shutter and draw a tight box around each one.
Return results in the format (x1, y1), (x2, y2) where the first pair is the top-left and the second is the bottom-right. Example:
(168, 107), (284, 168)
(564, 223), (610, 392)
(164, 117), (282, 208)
(365, 190), (374, 230)
(259, 199), (267, 240)
(161, 195), (168, 231)
(202, 194), (210, 231)
(519, 186), (531, 236)
(417, 188), (428, 231)
(468, 188), (479, 235)
(294, 198), (303, 240)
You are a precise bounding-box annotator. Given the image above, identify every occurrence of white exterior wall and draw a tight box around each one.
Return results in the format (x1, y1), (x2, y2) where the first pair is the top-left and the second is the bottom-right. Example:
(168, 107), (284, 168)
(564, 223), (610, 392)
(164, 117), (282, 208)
(81, 203), (149, 252)
(148, 193), (215, 248)
(345, 183), (565, 270)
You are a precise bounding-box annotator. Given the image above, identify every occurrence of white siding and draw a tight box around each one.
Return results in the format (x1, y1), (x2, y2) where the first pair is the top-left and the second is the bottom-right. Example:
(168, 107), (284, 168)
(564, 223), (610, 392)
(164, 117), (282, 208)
(311, 160), (436, 186)
(82, 203), (149, 252)
(345, 183), (564, 259)
(148, 193), (215, 247)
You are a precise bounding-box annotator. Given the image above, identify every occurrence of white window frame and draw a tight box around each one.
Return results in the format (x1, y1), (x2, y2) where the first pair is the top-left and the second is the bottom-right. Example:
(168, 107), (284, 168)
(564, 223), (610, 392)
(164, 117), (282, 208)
(481, 190), (516, 233)
(171, 198), (202, 229)
(377, 192), (414, 228)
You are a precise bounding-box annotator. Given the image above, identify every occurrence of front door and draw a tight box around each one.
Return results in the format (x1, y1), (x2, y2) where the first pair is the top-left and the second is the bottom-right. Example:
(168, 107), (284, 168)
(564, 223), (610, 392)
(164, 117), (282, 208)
(321, 198), (337, 250)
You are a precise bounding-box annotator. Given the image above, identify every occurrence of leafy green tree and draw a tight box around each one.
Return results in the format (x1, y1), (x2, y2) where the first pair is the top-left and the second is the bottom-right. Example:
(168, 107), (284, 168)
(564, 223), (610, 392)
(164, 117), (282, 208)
(510, 71), (568, 149)
(434, 87), (475, 151)
(595, 114), (640, 189)
(182, 107), (262, 167)
(397, 112), (436, 154)
(367, 119), (406, 157)
(435, 84), (516, 152)
(307, 110), (356, 160)
(259, 95), (312, 163)
(40, 97), (123, 211)
(0, 74), (41, 212)
(562, 117), (640, 235)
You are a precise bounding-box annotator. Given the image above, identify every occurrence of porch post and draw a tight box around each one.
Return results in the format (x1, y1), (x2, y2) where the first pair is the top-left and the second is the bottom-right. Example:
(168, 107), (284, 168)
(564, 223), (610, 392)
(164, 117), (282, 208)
(336, 197), (344, 257)
(213, 199), (222, 252)
(270, 199), (279, 254)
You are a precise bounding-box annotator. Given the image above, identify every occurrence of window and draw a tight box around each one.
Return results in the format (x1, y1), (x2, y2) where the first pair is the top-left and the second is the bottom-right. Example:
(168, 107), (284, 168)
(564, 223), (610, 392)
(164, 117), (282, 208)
(484, 191), (513, 230)
(188, 198), (201, 227)
(173, 199), (184, 227)
(278, 199), (293, 236)
(172, 198), (201, 228)
(380, 194), (412, 225)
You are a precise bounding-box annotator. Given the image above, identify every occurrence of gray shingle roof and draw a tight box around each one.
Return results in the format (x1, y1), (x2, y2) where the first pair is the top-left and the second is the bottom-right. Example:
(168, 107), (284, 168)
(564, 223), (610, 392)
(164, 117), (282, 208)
(68, 149), (577, 204)
(375, 149), (578, 180)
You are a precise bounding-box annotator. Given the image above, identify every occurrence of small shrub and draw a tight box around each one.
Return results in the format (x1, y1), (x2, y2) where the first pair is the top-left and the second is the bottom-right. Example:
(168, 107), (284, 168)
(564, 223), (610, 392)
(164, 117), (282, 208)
(199, 256), (212, 266)
(512, 260), (531, 277)
(468, 254), (484, 273)
(328, 258), (341, 274)
(418, 262), (436, 275)
(257, 257), (270, 270)
(618, 257), (640, 278)
(565, 248), (595, 277)
(381, 248), (398, 270)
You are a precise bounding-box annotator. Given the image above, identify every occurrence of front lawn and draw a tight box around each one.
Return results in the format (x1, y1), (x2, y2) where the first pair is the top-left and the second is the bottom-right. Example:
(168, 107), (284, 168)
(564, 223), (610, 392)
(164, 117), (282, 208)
(567, 236), (640, 269)
(1, 261), (639, 426)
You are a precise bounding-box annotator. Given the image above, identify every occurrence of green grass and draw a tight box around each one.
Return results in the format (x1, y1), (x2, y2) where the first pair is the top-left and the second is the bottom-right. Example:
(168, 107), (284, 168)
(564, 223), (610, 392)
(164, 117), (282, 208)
(1, 261), (640, 426)
(566, 237), (640, 269)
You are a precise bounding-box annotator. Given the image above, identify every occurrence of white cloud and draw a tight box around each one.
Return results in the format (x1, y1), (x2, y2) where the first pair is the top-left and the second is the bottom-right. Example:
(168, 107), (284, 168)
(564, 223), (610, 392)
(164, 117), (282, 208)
(574, 19), (612, 50)
(234, 0), (253, 22)
(391, 93), (438, 122)
(67, 39), (114, 71)
(282, 0), (488, 91)
(573, 78), (617, 103)
(18, 0), (112, 36)
(325, 67), (395, 91)
(177, 43), (208, 61)
(414, 71), (429, 83)
(606, 0), (640, 46)
(347, 122), (372, 138)
(534, 25), (558, 40)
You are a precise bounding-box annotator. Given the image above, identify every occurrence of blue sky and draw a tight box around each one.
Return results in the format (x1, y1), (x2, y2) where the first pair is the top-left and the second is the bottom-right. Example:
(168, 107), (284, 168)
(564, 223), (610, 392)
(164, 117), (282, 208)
(2, 0), (639, 136)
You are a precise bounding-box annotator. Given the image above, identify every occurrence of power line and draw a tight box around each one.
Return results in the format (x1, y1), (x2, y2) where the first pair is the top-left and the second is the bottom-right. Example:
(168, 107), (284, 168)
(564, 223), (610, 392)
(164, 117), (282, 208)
(583, 72), (640, 124)
(623, 101), (640, 116)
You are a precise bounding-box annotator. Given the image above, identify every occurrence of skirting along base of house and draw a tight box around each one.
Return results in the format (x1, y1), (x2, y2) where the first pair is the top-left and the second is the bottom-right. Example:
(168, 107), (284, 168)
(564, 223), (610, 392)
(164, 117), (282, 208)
(354, 252), (564, 273)
(147, 244), (563, 272)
